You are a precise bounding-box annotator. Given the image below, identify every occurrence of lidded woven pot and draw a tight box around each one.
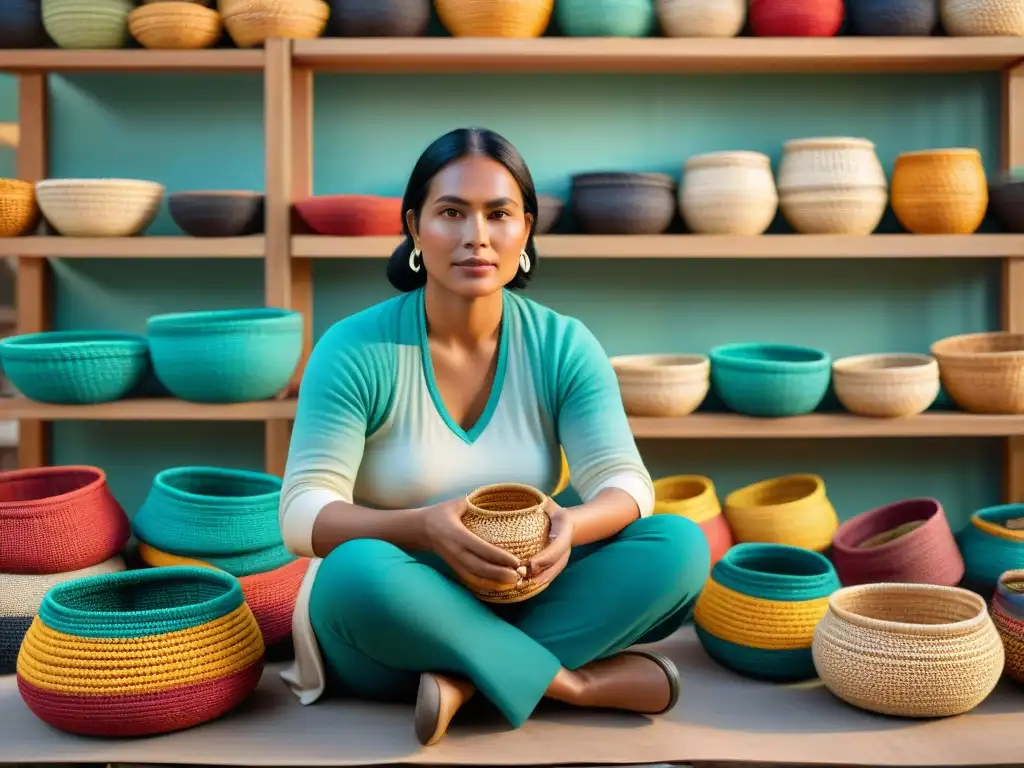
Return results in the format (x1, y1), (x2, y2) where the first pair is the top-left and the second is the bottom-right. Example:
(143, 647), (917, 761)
(776, 137), (888, 235)
(461, 483), (550, 603)
(891, 149), (988, 234)
(436, 0), (554, 37)
(680, 151), (778, 235)
(812, 583), (1004, 717)
(941, 0), (1024, 35)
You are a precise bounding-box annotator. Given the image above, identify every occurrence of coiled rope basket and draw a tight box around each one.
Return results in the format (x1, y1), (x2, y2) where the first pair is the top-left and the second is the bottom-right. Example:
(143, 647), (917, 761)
(653, 474), (733, 566)
(16, 566), (265, 736)
(991, 568), (1024, 684)
(723, 473), (838, 552)
(957, 503), (1024, 597)
(812, 583), (1004, 718)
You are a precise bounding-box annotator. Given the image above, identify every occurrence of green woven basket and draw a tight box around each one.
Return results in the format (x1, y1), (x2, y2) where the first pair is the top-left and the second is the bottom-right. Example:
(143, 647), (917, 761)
(42, 0), (133, 49)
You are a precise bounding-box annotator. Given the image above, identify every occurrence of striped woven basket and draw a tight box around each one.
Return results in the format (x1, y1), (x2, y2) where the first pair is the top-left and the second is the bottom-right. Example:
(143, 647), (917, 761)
(16, 566), (264, 736)
(723, 473), (838, 552)
(991, 568), (1024, 684)
(957, 503), (1024, 598)
(0, 465), (131, 574)
(653, 474), (733, 566)
(0, 556), (126, 675)
(693, 542), (841, 681)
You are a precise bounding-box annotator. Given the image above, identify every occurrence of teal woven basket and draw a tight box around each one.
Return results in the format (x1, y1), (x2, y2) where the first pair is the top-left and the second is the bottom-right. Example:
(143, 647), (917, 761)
(709, 342), (832, 417)
(146, 308), (302, 403)
(0, 330), (149, 404)
(958, 503), (1024, 598)
(557, 0), (655, 36)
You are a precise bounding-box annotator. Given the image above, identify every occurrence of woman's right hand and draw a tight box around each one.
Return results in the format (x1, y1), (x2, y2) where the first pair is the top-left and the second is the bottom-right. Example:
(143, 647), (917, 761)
(422, 497), (524, 592)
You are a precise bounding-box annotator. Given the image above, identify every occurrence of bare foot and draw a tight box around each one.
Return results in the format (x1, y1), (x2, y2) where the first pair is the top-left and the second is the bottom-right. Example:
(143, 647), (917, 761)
(414, 672), (477, 746)
(570, 650), (680, 714)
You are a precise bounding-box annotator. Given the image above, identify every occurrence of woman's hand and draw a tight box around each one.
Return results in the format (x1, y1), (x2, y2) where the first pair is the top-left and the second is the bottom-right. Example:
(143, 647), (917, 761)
(422, 497), (524, 592)
(525, 498), (574, 589)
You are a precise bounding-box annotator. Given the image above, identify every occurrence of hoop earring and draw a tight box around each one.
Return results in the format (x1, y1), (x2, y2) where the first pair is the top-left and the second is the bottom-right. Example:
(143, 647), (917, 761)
(409, 247), (422, 273)
(519, 250), (531, 274)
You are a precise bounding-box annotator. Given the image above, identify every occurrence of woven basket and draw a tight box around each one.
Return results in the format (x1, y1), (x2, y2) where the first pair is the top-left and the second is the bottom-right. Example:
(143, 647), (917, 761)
(709, 342), (832, 418)
(930, 332), (1024, 414)
(958, 503), (1024, 597)
(991, 568), (1024, 683)
(436, 0), (553, 36)
(558, 0), (656, 36)
(723, 473), (838, 552)
(293, 195), (403, 236)
(679, 151), (778, 235)
(147, 308), (302, 403)
(832, 353), (940, 418)
(891, 149), (988, 234)
(609, 354), (710, 417)
(128, 1), (223, 49)
(219, 0), (329, 48)
(16, 566), (264, 736)
(812, 583), (1004, 717)
(461, 483), (550, 604)
(941, 0), (1024, 35)
(653, 474), (732, 566)
(831, 497), (964, 587)
(35, 178), (164, 237)
(571, 172), (677, 235)
(0, 466), (130, 575)
(0, 555), (126, 675)
(694, 542), (840, 680)
(42, 0), (133, 48)
(0, 179), (40, 237)
(656, 0), (746, 37)
(0, 330), (150, 405)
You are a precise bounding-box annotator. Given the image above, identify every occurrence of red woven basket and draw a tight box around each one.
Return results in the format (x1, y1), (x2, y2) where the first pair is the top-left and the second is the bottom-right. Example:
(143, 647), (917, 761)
(294, 195), (404, 236)
(749, 0), (844, 36)
(242, 556), (310, 647)
(831, 497), (964, 587)
(0, 466), (130, 574)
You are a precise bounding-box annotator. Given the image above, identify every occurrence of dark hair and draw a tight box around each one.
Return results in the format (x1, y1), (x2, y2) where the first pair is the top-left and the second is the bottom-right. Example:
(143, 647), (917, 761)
(387, 127), (540, 293)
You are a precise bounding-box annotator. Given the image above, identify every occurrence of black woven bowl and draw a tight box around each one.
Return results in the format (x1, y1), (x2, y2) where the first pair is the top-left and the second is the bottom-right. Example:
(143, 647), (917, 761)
(326, 0), (431, 36)
(169, 191), (265, 237)
(570, 172), (676, 235)
(990, 179), (1024, 234)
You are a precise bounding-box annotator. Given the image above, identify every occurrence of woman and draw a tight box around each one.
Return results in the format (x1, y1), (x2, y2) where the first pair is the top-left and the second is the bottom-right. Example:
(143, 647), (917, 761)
(278, 127), (710, 746)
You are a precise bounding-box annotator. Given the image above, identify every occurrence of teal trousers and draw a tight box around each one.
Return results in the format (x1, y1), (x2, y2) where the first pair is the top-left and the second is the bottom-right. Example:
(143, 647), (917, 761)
(308, 514), (709, 728)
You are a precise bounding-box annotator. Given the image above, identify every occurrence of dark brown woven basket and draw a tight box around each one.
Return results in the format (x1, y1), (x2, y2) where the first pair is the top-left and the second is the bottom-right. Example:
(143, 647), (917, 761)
(326, 0), (431, 36)
(570, 172), (676, 235)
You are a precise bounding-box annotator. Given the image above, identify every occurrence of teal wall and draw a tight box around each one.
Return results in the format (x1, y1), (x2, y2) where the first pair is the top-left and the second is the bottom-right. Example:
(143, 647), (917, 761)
(4, 69), (1007, 527)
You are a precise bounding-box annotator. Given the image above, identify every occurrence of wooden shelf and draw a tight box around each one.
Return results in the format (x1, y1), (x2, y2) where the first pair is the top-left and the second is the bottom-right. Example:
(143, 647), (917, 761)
(0, 236), (264, 258)
(292, 234), (1024, 260)
(0, 49), (264, 73)
(0, 398), (296, 421)
(292, 37), (1024, 74)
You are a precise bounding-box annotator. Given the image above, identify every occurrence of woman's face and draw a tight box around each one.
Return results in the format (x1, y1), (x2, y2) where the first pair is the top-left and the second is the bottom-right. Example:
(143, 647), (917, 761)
(409, 154), (534, 299)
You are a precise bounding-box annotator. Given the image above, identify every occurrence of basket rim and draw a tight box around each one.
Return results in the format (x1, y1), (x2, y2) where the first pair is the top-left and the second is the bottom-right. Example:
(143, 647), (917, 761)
(709, 342), (830, 371)
(832, 497), (943, 554)
(826, 582), (988, 636)
(154, 466), (282, 504)
(929, 331), (1024, 359)
(832, 352), (938, 377)
(896, 147), (982, 160)
(971, 503), (1024, 542)
(35, 178), (166, 190)
(0, 465), (106, 512)
(724, 472), (825, 510)
(147, 306), (300, 332)
(782, 136), (876, 151)
(718, 541), (835, 581)
(610, 353), (710, 374)
(653, 473), (715, 504)
(684, 150), (772, 170)
(465, 482), (547, 517)
(0, 330), (148, 353)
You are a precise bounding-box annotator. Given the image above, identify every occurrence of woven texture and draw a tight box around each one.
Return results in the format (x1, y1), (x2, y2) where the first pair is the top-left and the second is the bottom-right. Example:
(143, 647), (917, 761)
(653, 474), (732, 566)
(436, 0), (553, 36)
(891, 149), (988, 234)
(610, 355), (710, 417)
(679, 151), (777, 235)
(570, 173), (676, 235)
(16, 566), (264, 736)
(0, 466), (130, 575)
(941, 0), (1024, 35)
(0, 179), (40, 237)
(35, 179), (164, 236)
(694, 543), (840, 681)
(723, 473), (838, 552)
(558, 0), (655, 36)
(42, 0), (133, 48)
(930, 332), (1024, 415)
(831, 497), (964, 586)
(991, 569), (1024, 683)
(127, 2), (223, 49)
(709, 343), (832, 417)
(957, 504), (1024, 597)
(657, 0), (746, 37)
(219, 0), (329, 48)
(831, 353), (940, 418)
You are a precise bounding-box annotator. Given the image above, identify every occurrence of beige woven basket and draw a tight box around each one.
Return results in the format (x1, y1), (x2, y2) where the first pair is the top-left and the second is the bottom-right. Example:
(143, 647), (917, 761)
(941, 0), (1024, 35)
(0, 179), (40, 237)
(656, 0), (746, 37)
(812, 583), (1004, 718)
(435, 0), (554, 37)
(930, 331), (1024, 414)
(462, 483), (550, 604)
(128, 2), (223, 49)
(35, 179), (165, 237)
(0, 556), (126, 618)
(219, 0), (329, 48)
(680, 151), (778, 235)
(610, 353), (710, 417)
(832, 353), (940, 418)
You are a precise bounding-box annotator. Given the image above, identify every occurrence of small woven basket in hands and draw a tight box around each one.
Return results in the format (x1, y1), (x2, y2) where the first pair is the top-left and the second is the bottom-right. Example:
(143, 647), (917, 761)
(812, 583), (1004, 718)
(462, 483), (551, 604)
(930, 331), (1024, 414)
(991, 568), (1024, 683)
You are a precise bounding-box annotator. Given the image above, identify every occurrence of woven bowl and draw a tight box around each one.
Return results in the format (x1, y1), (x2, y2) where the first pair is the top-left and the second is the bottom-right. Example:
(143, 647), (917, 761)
(832, 353), (940, 418)
(846, 0), (938, 35)
(989, 175), (1024, 233)
(930, 331), (1024, 414)
(723, 473), (838, 552)
(831, 497), (964, 587)
(0, 556), (126, 676)
(610, 353), (710, 417)
(35, 178), (164, 237)
(657, 0), (746, 36)
(709, 342), (831, 417)
(812, 583), (1004, 717)
(0, 179), (40, 237)
(16, 566), (264, 736)
(941, 0), (1024, 35)
(326, 0), (431, 36)
(461, 483), (551, 604)
(991, 568), (1024, 683)
(571, 172), (676, 235)
(653, 474), (732, 566)
(220, 0), (329, 48)
(128, 1), (223, 49)
(147, 308), (302, 403)
(42, 0), (133, 49)
(169, 191), (264, 237)
(535, 194), (564, 234)
(694, 542), (840, 681)
(680, 151), (778, 236)
(957, 503), (1024, 597)
(558, 0), (656, 36)
(749, 0), (844, 35)
(436, 0), (553, 36)
(891, 149), (988, 235)
(293, 194), (403, 236)
(0, 330), (150, 405)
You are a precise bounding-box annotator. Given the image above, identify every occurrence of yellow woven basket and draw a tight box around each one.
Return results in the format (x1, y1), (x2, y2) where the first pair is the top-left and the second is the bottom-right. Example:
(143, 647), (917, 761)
(653, 474), (719, 523)
(435, 0), (553, 37)
(0, 179), (39, 237)
(930, 332), (1024, 414)
(723, 474), (838, 552)
(128, 2), (223, 49)
(219, 0), (329, 48)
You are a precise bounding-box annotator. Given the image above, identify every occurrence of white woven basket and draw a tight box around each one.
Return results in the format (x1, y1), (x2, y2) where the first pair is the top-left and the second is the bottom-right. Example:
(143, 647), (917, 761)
(832, 353), (940, 418)
(610, 354), (710, 417)
(36, 178), (165, 237)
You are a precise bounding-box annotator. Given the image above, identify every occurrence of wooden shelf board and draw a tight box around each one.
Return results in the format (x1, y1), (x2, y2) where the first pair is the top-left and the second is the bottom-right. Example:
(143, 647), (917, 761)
(292, 234), (1024, 260)
(0, 236), (264, 258)
(0, 49), (264, 73)
(292, 37), (1024, 74)
(0, 398), (295, 421)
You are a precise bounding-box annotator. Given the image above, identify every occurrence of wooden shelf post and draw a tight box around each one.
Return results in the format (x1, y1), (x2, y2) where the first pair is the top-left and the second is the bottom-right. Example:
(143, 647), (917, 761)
(1003, 64), (1024, 502)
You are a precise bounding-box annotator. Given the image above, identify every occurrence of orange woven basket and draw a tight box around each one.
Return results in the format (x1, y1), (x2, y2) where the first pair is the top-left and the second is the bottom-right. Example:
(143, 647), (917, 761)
(0, 179), (40, 237)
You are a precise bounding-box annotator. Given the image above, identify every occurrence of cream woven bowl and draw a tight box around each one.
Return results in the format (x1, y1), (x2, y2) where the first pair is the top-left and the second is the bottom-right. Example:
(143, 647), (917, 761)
(832, 353), (940, 418)
(610, 353), (710, 417)
(812, 583), (1004, 718)
(35, 179), (165, 237)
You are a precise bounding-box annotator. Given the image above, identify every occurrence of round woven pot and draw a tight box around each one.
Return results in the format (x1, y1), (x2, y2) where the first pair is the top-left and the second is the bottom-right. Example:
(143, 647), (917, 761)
(656, 0), (746, 37)
(847, 0), (937, 34)
(219, 0), (329, 47)
(891, 149), (988, 235)
(957, 504), (1024, 597)
(0, 556), (126, 676)
(609, 353), (710, 417)
(16, 566), (264, 736)
(42, 0), (133, 48)
(694, 543), (840, 681)
(0, 179), (40, 236)
(680, 151), (778, 235)
(723, 473), (838, 553)
(989, 175), (1024, 234)
(653, 474), (732, 566)
(326, 0), (430, 36)
(571, 172), (676, 235)
(812, 583), (1004, 717)
(35, 178), (164, 237)
(558, 0), (655, 36)
(0, 466), (130, 575)
(293, 195), (403, 236)
(436, 0), (553, 36)
(749, 0), (844, 35)
(169, 191), (265, 237)
(127, 1), (223, 49)
(0, 0), (49, 48)
(832, 353), (940, 418)
(461, 483), (550, 604)
(930, 331), (1024, 414)
(991, 568), (1024, 683)
(709, 342), (832, 418)
(831, 498), (964, 587)
(941, 0), (1024, 35)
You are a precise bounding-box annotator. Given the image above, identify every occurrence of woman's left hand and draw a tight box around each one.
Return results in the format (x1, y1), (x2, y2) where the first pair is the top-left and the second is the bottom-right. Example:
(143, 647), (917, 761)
(525, 498), (574, 588)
